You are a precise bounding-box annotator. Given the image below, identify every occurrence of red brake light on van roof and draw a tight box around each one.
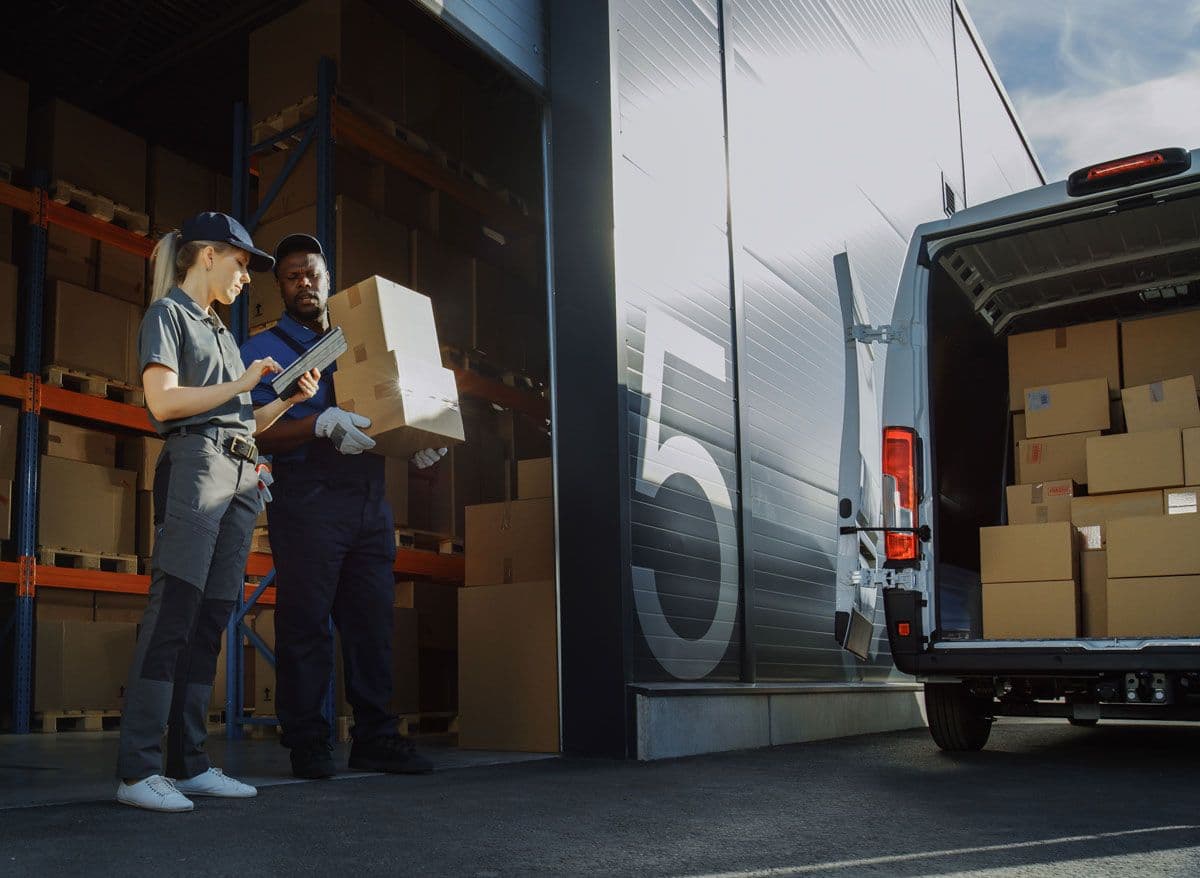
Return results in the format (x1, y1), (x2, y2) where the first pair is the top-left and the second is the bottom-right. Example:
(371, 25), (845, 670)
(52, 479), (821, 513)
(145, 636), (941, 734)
(882, 426), (919, 564)
(1067, 147), (1191, 197)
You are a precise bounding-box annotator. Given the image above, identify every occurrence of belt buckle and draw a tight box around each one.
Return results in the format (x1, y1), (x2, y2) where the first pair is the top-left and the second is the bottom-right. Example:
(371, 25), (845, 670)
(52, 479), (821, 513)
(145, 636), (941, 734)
(226, 435), (255, 462)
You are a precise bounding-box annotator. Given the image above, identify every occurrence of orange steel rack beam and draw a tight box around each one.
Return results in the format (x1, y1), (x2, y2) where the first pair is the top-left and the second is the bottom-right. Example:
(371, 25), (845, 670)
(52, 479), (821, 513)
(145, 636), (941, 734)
(454, 369), (550, 422)
(0, 179), (152, 259)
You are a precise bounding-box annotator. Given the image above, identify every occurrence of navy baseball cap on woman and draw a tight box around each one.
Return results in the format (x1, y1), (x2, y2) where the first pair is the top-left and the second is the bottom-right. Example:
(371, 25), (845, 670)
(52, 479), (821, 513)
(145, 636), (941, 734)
(180, 212), (275, 273)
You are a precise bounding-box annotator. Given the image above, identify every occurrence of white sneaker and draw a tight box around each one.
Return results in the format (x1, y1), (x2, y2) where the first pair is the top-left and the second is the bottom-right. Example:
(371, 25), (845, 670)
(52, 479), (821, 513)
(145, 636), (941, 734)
(116, 775), (194, 812)
(171, 767), (257, 798)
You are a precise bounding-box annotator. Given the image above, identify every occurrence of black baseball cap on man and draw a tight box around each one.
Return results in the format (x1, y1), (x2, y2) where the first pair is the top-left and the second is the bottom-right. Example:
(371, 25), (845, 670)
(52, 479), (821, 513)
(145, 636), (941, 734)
(180, 212), (275, 273)
(272, 233), (325, 276)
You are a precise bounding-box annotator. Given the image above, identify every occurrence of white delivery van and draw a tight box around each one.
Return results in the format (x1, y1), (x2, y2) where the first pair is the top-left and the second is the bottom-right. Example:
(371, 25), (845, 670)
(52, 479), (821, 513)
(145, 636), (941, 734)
(836, 147), (1200, 750)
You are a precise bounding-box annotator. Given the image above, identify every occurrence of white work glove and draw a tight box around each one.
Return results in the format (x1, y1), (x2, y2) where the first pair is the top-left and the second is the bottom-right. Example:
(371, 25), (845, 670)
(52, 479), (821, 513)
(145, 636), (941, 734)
(315, 407), (376, 455)
(255, 463), (274, 508)
(411, 447), (448, 470)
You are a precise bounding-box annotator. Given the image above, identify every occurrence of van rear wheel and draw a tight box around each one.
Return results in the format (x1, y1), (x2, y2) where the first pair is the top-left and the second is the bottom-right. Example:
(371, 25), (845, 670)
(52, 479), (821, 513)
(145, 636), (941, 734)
(924, 683), (993, 751)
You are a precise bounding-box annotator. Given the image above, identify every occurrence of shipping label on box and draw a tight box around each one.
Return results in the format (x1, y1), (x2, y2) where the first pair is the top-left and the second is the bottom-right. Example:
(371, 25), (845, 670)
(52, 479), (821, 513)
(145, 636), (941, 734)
(1080, 550), (1107, 637)
(1007, 480), (1075, 525)
(1008, 319), (1120, 411)
(1165, 486), (1200, 516)
(980, 521), (1078, 584)
(1121, 375), (1200, 433)
(1024, 378), (1110, 439)
(45, 420), (117, 467)
(1185, 428), (1200, 486)
(1017, 431), (1097, 485)
(465, 498), (555, 586)
(983, 580), (1078, 640)
(1106, 576), (1200, 638)
(1121, 310), (1200, 390)
(1086, 429), (1183, 494)
(1107, 512), (1200, 579)
(1071, 489), (1165, 548)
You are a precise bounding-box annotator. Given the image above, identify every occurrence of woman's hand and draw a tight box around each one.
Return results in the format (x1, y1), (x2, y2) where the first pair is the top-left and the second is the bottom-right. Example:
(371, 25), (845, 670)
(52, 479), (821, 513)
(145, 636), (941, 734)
(238, 357), (283, 394)
(286, 368), (321, 405)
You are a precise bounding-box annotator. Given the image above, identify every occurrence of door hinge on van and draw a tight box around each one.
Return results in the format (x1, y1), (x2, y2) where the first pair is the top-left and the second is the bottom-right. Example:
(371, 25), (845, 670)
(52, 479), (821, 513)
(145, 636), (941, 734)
(850, 323), (904, 345)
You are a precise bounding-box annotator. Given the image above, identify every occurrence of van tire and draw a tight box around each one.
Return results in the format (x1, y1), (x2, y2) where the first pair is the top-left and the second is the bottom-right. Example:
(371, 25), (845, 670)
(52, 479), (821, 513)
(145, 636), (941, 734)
(924, 683), (992, 751)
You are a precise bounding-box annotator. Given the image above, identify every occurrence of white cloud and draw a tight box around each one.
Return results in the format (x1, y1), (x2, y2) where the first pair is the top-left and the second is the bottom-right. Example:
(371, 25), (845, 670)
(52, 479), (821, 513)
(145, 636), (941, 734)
(1017, 64), (1200, 180)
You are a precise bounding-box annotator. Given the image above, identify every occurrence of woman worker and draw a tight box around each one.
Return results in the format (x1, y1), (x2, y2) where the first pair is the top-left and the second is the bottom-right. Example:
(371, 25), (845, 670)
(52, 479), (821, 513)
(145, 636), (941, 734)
(115, 212), (319, 812)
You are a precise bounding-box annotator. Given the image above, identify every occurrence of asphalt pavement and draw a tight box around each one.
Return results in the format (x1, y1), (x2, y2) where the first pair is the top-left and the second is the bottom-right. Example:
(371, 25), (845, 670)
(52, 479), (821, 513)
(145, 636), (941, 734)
(3, 719), (1198, 876)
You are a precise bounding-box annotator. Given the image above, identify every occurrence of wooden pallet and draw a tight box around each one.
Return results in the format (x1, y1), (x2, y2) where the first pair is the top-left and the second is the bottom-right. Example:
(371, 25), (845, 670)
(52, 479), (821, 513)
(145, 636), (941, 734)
(38, 546), (139, 574)
(45, 365), (145, 406)
(398, 711), (459, 737)
(36, 709), (122, 733)
(49, 180), (150, 236)
(395, 528), (461, 555)
(251, 527), (272, 555)
(252, 96), (318, 148)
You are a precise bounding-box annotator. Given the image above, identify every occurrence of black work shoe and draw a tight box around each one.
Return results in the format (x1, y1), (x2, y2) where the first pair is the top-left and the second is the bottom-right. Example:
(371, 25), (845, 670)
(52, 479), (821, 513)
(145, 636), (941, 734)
(290, 739), (336, 779)
(348, 733), (434, 775)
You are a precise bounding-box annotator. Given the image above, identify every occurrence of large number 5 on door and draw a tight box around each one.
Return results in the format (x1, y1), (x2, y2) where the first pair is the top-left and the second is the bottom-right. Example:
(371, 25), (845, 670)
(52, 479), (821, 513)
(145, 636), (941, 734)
(633, 306), (740, 680)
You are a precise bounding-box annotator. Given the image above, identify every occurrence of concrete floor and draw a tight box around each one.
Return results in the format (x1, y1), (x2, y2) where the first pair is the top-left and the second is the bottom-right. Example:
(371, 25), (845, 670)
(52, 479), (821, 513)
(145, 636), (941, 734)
(1, 718), (1198, 876)
(0, 731), (553, 810)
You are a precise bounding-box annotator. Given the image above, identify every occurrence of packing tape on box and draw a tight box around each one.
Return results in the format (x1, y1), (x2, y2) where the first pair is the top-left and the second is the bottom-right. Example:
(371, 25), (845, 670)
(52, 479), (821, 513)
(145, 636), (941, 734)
(1149, 381), (1164, 403)
(1077, 524), (1103, 550)
(1036, 507), (1048, 523)
(1031, 483), (1045, 503)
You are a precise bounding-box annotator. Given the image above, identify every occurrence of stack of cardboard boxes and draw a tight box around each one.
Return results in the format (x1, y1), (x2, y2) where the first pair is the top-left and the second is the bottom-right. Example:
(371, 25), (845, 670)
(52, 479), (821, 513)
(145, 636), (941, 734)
(459, 457), (558, 752)
(984, 310), (1200, 639)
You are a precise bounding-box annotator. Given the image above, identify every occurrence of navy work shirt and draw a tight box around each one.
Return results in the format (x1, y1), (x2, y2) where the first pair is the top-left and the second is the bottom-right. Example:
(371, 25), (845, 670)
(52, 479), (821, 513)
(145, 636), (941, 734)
(239, 311), (383, 482)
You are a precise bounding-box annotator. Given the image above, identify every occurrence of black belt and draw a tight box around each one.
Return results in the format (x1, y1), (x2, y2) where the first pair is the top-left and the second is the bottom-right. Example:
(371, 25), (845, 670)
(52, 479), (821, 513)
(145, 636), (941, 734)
(171, 426), (258, 463)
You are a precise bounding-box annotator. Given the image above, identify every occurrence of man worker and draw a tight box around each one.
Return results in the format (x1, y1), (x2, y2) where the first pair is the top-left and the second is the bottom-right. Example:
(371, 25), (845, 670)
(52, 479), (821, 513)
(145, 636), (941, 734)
(240, 233), (444, 778)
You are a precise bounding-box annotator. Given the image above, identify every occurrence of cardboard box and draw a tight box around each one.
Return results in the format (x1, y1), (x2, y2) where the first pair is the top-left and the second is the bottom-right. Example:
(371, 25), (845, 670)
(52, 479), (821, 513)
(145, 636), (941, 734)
(0, 71), (29, 169)
(458, 580), (558, 752)
(36, 590), (94, 622)
(983, 581), (1078, 640)
(0, 261), (17, 359)
(518, 458), (552, 500)
(0, 404), (17, 480)
(119, 436), (165, 492)
(248, 197), (411, 327)
(465, 497), (555, 586)
(1186, 428), (1200, 486)
(1086, 429), (1183, 494)
(980, 522), (1077, 584)
(45, 420), (116, 467)
(253, 610), (278, 712)
(1121, 310), (1200, 390)
(34, 620), (136, 711)
(46, 281), (141, 384)
(1165, 486), (1200, 516)
(256, 146), (383, 224)
(248, 0), (405, 124)
(1121, 376), (1200, 433)
(1071, 490), (1165, 548)
(1023, 378), (1110, 439)
(46, 225), (96, 288)
(32, 99), (147, 210)
(97, 243), (146, 306)
(330, 277), (464, 458)
(94, 593), (147, 624)
(1106, 576), (1200, 638)
(0, 478), (11, 540)
(1006, 480), (1075, 526)
(1016, 431), (1097, 485)
(150, 147), (220, 234)
(1107, 513), (1200, 579)
(394, 581), (458, 651)
(39, 456), (136, 555)
(1007, 320), (1120, 411)
(411, 230), (474, 352)
(1080, 549), (1107, 636)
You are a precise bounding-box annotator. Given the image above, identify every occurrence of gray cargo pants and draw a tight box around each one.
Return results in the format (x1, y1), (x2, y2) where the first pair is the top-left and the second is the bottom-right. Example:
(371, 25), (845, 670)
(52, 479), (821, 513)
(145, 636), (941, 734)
(116, 430), (260, 781)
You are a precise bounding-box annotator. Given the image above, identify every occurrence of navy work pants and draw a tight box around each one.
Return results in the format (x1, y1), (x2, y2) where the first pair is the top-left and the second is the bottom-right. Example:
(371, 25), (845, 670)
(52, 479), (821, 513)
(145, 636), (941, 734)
(267, 473), (398, 747)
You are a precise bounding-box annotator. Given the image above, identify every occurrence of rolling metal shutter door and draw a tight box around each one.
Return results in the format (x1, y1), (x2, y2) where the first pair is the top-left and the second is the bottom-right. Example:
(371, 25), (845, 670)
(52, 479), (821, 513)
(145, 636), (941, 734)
(411, 0), (546, 90)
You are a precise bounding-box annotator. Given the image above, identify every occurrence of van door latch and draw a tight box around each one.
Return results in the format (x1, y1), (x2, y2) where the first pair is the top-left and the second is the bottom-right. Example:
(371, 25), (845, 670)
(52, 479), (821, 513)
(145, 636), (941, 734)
(850, 323), (904, 345)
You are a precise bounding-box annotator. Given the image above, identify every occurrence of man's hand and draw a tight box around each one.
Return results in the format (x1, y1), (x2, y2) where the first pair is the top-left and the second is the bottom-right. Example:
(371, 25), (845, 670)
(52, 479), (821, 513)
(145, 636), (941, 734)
(411, 447), (448, 470)
(286, 367), (321, 406)
(314, 407), (376, 455)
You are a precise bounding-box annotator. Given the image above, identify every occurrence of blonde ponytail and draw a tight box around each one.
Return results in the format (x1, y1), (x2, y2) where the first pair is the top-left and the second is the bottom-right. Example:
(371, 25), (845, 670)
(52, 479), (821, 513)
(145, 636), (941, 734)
(150, 231), (181, 302)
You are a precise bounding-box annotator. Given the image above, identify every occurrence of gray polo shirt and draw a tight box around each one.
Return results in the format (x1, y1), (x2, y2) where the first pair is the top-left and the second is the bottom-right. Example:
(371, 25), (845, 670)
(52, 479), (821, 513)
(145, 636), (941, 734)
(138, 287), (255, 436)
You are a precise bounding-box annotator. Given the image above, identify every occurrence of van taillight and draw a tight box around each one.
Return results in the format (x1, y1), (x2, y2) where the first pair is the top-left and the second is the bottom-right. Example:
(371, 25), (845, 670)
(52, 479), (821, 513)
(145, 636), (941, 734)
(883, 426), (918, 562)
(1067, 147), (1191, 196)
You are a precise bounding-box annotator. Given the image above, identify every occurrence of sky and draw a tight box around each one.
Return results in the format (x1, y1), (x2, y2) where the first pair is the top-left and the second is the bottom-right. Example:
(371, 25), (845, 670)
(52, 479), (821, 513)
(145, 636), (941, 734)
(963, 0), (1200, 181)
